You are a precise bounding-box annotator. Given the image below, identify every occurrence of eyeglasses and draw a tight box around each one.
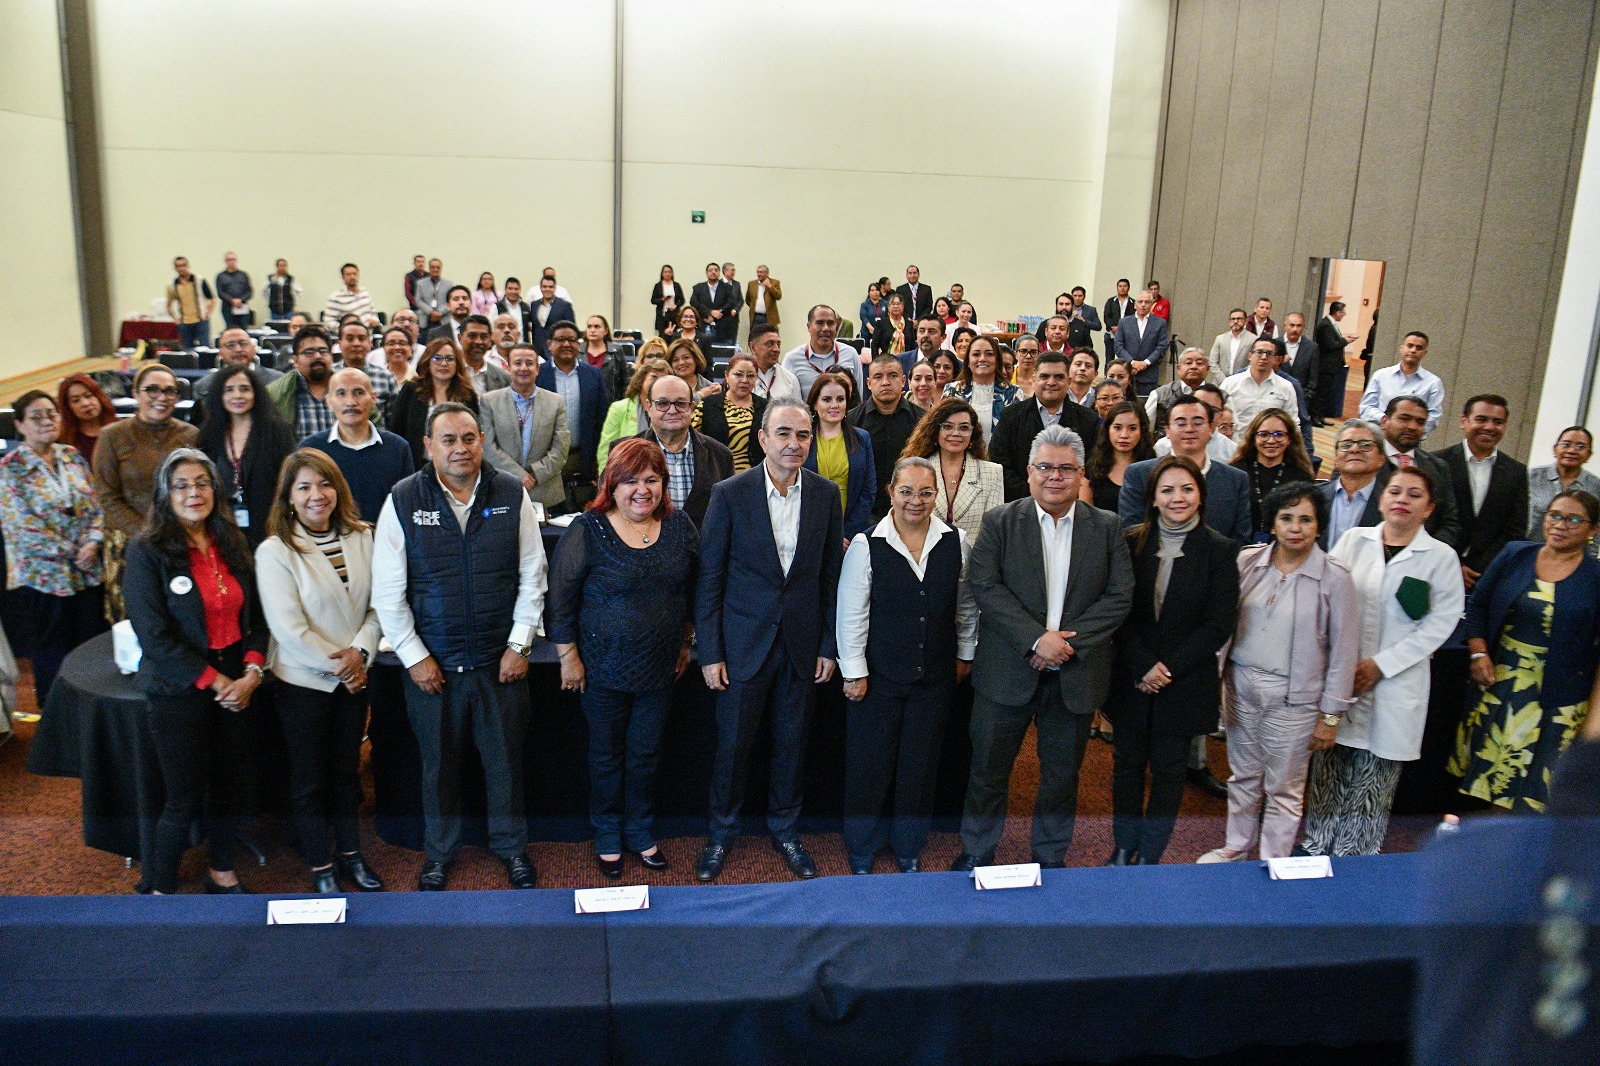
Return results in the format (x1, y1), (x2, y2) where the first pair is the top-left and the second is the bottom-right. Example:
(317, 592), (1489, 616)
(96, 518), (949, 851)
(938, 422), (974, 434)
(220, 339), (254, 350)
(22, 411), (59, 424)
(1030, 463), (1080, 479)
(139, 385), (180, 398)
(1544, 510), (1590, 527)
(296, 346), (333, 358)
(895, 488), (938, 501)
(550, 335), (579, 345)
(171, 478), (213, 494)
(1555, 440), (1591, 451)
(1336, 440), (1379, 452)
(651, 399), (694, 413)
(1255, 430), (1289, 441)
(430, 355), (457, 365)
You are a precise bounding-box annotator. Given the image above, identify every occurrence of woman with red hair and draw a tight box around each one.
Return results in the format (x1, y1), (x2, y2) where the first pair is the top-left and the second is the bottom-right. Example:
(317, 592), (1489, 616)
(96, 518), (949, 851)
(546, 437), (700, 880)
(56, 373), (119, 465)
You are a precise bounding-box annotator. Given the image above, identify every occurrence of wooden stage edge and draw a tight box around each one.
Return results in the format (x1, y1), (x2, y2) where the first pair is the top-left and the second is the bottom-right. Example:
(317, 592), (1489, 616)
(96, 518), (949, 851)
(0, 356), (131, 407)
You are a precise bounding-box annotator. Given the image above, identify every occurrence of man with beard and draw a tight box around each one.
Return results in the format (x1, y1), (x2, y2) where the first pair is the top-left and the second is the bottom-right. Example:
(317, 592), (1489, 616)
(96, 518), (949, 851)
(334, 319), (398, 410)
(269, 325), (338, 438)
(458, 315), (510, 394)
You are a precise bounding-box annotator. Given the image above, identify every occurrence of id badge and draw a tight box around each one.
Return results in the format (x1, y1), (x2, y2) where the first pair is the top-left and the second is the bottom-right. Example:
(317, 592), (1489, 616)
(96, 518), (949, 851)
(234, 507), (250, 528)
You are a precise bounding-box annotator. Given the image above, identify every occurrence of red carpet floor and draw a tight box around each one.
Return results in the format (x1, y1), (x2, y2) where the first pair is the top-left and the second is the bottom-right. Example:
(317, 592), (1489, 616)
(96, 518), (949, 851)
(0, 662), (1431, 895)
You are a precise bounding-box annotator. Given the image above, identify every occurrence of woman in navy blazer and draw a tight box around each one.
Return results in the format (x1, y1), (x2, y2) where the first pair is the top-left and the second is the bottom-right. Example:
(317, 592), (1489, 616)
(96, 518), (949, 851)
(803, 371), (876, 543)
(123, 448), (269, 895)
(1450, 489), (1600, 811)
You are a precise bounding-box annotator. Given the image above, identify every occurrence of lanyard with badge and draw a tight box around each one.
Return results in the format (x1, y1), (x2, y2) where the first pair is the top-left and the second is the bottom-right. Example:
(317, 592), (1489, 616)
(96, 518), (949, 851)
(224, 432), (249, 528)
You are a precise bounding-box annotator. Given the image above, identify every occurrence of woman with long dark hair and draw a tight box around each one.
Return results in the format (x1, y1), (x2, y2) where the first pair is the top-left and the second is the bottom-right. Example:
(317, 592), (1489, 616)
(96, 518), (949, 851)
(803, 372), (876, 543)
(900, 396), (1004, 544)
(196, 364), (297, 549)
(387, 338), (480, 467)
(123, 448), (267, 893)
(1230, 408), (1315, 542)
(651, 265), (684, 338)
(56, 373), (118, 465)
(1082, 401), (1156, 513)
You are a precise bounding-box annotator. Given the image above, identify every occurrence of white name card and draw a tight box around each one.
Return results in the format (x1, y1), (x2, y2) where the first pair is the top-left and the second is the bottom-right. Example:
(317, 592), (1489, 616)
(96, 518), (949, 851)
(1267, 855), (1334, 881)
(267, 898), (346, 924)
(973, 862), (1042, 891)
(575, 885), (649, 913)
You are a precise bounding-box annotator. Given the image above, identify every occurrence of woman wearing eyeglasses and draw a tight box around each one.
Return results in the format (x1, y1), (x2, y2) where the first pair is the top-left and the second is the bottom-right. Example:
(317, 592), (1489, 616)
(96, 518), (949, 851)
(1449, 489), (1600, 812)
(899, 396), (1004, 544)
(93, 364), (199, 622)
(1230, 408), (1315, 542)
(387, 338), (480, 468)
(693, 353), (767, 474)
(1528, 426), (1600, 558)
(838, 456), (977, 874)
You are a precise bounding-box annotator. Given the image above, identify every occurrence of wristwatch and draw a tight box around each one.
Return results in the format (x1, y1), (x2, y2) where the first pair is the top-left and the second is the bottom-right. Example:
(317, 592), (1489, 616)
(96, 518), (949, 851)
(507, 640), (532, 658)
(1469, 652), (1488, 661)
(1320, 713), (1341, 728)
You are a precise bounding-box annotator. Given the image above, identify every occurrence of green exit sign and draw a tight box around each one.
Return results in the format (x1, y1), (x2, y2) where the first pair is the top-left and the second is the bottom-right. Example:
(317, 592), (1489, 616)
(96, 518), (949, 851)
(691, 211), (705, 224)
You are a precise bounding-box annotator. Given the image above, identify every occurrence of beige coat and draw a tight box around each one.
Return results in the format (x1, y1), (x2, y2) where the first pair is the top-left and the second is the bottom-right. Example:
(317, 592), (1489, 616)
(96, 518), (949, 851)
(256, 528), (382, 692)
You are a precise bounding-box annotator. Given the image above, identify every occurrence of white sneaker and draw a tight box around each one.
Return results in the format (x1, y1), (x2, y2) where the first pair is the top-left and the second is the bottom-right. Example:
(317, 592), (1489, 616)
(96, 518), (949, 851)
(1196, 848), (1247, 864)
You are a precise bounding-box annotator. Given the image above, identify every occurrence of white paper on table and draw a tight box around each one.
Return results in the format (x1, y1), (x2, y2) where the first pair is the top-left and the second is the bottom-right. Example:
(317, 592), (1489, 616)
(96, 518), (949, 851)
(1266, 855), (1334, 880)
(267, 898), (347, 924)
(547, 512), (579, 528)
(973, 862), (1042, 890)
(575, 885), (649, 913)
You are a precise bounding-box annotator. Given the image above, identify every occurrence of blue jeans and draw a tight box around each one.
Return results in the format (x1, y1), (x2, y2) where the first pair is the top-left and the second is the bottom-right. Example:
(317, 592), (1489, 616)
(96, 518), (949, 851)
(583, 684), (673, 855)
(178, 321), (212, 350)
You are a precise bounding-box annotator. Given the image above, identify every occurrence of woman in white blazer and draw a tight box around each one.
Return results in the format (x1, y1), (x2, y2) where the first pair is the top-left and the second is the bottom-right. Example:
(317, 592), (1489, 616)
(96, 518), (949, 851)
(256, 449), (385, 894)
(901, 395), (1006, 544)
(1302, 464), (1464, 856)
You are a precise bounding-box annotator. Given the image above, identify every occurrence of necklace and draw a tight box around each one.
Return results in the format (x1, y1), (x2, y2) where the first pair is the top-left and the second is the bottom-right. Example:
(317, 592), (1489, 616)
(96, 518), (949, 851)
(618, 512), (657, 544)
(199, 541), (228, 597)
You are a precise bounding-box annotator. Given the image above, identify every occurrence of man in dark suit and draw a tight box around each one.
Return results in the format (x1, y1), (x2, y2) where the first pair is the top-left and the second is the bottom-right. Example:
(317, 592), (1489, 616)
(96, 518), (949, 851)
(1068, 285), (1102, 349)
(1113, 288), (1170, 392)
(1312, 301), (1353, 420)
(495, 276), (531, 343)
(1118, 395), (1252, 545)
(1317, 418), (1386, 549)
(536, 320), (607, 513)
(1103, 278), (1134, 361)
(951, 424), (1134, 870)
(695, 399), (845, 882)
(1376, 395), (1463, 551)
(1430, 394), (1528, 590)
(1276, 312), (1320, 407)
(894, 264), (933, 321)
(990, 351), (1098, 501)
(425, 285), (472, 344)
(690, 262), (740, 346)
(848, 353), (924, 519)
(529, 276), (576, 358)
(633, 374), (734, 528)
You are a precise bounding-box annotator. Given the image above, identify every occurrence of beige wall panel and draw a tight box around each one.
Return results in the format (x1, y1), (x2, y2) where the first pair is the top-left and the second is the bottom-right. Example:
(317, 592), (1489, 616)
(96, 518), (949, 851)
(1150, 0), (1209, 286)
(1094, 0), (1171, 301)
(1291, 0), (1378, 257)
(1451, 239), (1556, 453)
(1386, 235), (1476, 389)
(0, 0), (66, 120)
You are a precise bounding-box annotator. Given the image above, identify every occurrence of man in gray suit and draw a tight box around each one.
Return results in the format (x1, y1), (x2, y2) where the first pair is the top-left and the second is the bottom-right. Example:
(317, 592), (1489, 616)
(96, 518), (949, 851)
(480, 344), (570, 511)
(952, 425), (1134, 871)
(414, 259), (452, 332)
(1112, 289), (1170, 392)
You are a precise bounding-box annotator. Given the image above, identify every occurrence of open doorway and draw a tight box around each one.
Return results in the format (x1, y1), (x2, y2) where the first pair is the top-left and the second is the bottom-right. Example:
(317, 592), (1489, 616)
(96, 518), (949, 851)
(1306, 257), (1385, 421)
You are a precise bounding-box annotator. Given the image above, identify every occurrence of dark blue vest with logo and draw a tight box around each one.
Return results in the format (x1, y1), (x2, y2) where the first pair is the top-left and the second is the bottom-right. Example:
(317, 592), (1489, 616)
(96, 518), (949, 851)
(866, 529), (963, 692)
(392, 467), (524, 671)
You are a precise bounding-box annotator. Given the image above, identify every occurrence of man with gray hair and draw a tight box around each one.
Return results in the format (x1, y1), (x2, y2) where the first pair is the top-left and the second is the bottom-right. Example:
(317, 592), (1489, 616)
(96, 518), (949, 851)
(952, 424), (1134, 872)
(1317, 419), (1386, 549)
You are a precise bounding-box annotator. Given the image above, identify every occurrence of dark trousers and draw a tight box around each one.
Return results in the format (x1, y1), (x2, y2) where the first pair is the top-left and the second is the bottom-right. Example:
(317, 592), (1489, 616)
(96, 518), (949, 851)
(275, 680), (367, 868)
(1109, 703), (1194, 863)
(145, 644), (250, 893)
(708, 638), (814, 846)
(1317, 361), (1350, 418)
(748, 312), (769, 340)
(582, 683), (673, 855)
(403, 663), (529, 863)
(177, 321), (211, 350)
(10, 584), (106, 708)
(221, 308), (251, 330)
(960, 678), (1092, 863)
(843, 677), (952, 863)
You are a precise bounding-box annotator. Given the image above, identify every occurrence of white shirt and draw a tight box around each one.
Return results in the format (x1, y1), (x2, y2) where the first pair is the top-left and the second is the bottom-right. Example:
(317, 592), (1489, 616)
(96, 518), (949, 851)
(503, 301), (524, 337)
(1035, 501), (1075, 634)
(765, 463), (803, 576)
(371, 471), (547, 669)
(537, 301), (552, 327)
(1462, 442), (1497, 514)
(753, 362), (803, 405)
(782, 341), (862, 397)
(754, 286), (767, 314)
(1156, 434), (1237, 462)
(835, 516), (978, 679)
(328, 422), (381, 451)
(1221, 369), (1300, 429)
(1359, 363), (1446, 433)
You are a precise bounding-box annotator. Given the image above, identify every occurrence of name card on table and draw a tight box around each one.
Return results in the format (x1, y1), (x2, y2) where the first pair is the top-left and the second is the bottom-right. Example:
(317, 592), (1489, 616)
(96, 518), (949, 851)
(575, 885), (649, 914)
(267, 898), (346, 924)
(973, 862), (1042, 891)
(1266, 855), (1333, 881)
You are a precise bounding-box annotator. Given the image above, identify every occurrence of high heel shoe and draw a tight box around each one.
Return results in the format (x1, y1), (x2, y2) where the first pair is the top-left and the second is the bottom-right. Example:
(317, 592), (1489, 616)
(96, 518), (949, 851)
(637, 849), (669, 871)
(310, 868), (339, 894)
(596, 854), (624, 880)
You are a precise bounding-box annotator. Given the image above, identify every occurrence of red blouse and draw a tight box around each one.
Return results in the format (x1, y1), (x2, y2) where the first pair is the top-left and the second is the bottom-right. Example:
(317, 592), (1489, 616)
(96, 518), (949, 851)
(187, 543), (264, 689)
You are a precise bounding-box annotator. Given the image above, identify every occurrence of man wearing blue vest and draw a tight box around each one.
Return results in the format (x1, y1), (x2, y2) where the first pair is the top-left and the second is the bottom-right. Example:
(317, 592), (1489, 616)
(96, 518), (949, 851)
(372, 402), (548, 891)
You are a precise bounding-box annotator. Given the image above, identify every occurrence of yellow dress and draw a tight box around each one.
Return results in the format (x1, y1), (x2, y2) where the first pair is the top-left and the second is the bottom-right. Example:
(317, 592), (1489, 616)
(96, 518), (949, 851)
(815, 432), (850, 516)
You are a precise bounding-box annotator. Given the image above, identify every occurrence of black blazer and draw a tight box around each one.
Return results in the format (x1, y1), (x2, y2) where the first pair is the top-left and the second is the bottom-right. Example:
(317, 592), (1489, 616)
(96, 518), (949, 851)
(894, 283), (933, 320)
(123, 536), (269, 696)
(1315, 451), (1464, 550)
(1313, 317), (1349, 369)
(1103, 296), (1134, 352)
(694, 394), (767, 471)
(496, 297), (533, 342)
(633, 428), (736, 529)
(1430, 443), (1530, 574)
(651, 282), (686, 335)
(871, 317), (915, 357)
(989, 398), (1099, 501)
(1105, 525), (1239, 736)
(202, 417), (296, 550)
(388, 380), (480, 468)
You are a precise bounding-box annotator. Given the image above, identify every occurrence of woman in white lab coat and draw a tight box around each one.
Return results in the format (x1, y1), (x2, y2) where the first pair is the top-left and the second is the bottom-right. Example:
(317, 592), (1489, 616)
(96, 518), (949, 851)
(1300, 464), (1464, 856)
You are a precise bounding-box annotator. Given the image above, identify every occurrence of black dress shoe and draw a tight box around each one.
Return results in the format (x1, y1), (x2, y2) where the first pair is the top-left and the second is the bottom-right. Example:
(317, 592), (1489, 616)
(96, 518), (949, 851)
(896, 856), (920, 873)
(203, 874), (248, 895)
(1136, 853), (1161, 865)
(501, 854), (537, 889)
(336, 852), (384, 891)
(773, 838), (816, 879)
(418, 860), (450, 891)
(1105, 848), (1137, 866)
(695, 841), (727, 882)
(949, 852), (994, 874)
(637, 849), (669, 871)
(848, 855), (873, 875)
(310, 868), (339, 894)
(1031, 853), (1066, 869)
(1187, 767), (1230, 799)
(596, 854), (623, 880)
